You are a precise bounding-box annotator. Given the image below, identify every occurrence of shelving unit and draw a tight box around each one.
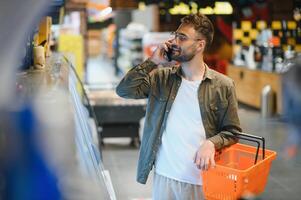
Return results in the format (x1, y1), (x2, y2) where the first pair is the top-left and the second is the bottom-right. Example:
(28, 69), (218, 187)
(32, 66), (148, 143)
(117, 24), (147, 75)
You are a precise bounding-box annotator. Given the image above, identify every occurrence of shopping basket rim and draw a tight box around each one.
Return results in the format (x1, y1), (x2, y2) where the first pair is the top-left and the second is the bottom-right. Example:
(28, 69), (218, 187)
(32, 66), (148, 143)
(205, 143), (277, 173)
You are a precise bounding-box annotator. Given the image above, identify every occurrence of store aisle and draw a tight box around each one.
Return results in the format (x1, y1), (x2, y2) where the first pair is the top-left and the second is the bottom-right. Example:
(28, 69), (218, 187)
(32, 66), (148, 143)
(86, 56), (153, 199)
(102, 140), (153, 200)
(87, 58), (301, 200)
(238, 108), (301, 200)
(101, 107), (301, 200)
(86, 56), (120, 85)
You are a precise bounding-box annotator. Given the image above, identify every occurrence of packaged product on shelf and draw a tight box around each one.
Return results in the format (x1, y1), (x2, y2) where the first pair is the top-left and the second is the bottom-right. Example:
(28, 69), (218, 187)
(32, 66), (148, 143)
(118, 23), (148, 74)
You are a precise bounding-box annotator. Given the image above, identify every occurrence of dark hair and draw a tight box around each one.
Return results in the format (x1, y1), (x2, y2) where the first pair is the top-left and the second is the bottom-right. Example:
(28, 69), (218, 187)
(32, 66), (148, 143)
(181, 14), (214, 50)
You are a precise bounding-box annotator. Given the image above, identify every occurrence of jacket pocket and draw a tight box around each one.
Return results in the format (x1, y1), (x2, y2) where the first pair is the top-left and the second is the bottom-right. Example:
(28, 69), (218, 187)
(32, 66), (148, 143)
(210, 100), (228, 130)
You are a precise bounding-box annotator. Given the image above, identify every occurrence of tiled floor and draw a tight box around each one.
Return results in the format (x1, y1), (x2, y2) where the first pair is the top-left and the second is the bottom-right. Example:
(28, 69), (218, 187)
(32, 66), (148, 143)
(87, 56), (301, 200)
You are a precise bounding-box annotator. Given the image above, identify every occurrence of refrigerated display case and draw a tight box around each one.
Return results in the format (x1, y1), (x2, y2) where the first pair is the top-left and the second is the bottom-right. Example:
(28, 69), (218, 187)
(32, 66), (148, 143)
(15, 53), (117, 199)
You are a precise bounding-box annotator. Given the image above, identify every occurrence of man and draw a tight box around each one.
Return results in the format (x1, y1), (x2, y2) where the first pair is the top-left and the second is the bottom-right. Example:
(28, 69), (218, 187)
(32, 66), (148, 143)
(116, 14), (241, 200)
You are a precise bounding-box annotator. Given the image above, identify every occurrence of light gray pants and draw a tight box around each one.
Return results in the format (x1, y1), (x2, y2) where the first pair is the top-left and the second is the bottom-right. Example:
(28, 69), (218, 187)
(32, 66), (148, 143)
(152, 173), (205, 200)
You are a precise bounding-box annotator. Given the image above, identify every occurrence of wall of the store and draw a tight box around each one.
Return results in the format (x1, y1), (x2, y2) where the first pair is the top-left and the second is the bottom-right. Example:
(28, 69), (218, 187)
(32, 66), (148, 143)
(270, 0), (294, 20)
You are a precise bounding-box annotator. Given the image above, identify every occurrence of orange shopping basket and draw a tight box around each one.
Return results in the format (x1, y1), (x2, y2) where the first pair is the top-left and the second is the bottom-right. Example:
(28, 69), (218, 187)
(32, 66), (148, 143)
(201, 132), (277, 200)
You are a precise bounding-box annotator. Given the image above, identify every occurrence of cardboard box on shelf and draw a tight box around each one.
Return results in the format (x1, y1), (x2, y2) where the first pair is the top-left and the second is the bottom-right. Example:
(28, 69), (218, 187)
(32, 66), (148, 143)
(38, 17), (51, 44)
(69, 0), (89, 3)
(110, 0), (138, 9)
(87, 30), (102, 57)
(38, 16), (52, 57)
(88, 39), (101, 57)
(87, 30), (102, 39)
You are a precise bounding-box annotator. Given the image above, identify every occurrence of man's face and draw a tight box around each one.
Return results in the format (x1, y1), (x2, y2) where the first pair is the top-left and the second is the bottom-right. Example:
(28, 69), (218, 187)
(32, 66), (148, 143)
(170, 24), (205, 62)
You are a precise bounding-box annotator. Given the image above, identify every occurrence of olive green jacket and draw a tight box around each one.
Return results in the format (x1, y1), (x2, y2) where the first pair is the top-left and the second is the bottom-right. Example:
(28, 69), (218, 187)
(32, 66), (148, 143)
(116, 59), (242, 184)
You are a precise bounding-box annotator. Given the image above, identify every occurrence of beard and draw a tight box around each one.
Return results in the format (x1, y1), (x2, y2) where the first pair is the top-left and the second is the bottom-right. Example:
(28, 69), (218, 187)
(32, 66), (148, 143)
(171, 44), (197, 62)
(172, 52), (195, 62)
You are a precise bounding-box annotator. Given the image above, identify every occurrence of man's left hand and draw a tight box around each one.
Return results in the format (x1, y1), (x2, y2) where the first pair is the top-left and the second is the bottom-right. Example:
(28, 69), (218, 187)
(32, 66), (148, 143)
(194, 140), (216, 170)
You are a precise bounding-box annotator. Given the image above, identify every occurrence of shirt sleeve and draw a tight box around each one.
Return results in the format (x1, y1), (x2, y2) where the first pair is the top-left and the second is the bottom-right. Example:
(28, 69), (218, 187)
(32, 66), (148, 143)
(116, 59), (158, 99)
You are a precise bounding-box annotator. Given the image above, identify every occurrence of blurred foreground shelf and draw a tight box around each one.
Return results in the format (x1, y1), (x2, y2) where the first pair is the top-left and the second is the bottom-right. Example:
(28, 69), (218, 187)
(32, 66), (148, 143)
(16, 53), (116, 199)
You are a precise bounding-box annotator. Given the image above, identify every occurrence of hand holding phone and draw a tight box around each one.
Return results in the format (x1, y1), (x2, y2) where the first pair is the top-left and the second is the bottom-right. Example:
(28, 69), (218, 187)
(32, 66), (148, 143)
(150, 41), (177, 65)
(165, 46), (173, 62)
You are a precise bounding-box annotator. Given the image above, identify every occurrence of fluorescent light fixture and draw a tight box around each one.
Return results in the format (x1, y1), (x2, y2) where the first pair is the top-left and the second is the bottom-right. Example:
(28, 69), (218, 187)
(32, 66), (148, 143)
(138, 2), (146, 11)
(169, 2), (190, 15)
(100, 6), (112, 17)
(168, 1), (233, 15)
(200, 2), (233, 15)
(200, 6), (214, 15)
(214, 2), (233, 14)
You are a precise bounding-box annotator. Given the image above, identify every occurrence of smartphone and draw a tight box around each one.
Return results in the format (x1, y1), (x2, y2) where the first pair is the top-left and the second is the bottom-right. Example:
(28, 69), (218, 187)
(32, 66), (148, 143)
(165, 44), (180, 62)
(165, 46), (173, 62)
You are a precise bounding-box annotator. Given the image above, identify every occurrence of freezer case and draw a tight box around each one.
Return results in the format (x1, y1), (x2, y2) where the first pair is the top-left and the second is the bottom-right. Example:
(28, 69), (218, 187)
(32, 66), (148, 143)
(87, 88), (147, 146)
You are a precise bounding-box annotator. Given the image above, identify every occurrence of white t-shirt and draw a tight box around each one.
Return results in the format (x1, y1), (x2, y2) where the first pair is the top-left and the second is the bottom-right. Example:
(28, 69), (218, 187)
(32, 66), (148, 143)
(155, 77), (206, 185)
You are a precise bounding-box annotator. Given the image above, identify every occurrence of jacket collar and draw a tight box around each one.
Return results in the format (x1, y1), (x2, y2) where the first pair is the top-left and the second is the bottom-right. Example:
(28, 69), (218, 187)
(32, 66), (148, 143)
(172, 63), (213, 81)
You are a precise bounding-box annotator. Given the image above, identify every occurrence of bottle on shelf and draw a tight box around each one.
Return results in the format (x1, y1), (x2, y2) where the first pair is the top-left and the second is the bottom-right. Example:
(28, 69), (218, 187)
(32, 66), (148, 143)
(284, 45), (296, 60)
(271, 36), (283, 73)
(261, 43), (273, 72)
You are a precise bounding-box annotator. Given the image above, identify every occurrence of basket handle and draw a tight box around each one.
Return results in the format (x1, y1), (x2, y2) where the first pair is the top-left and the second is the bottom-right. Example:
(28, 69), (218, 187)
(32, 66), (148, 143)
(225, 131), (265, 165)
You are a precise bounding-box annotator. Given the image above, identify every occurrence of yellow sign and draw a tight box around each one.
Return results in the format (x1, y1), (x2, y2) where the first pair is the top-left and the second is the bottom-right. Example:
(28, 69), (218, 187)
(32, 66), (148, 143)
(58, 34), (84, 95)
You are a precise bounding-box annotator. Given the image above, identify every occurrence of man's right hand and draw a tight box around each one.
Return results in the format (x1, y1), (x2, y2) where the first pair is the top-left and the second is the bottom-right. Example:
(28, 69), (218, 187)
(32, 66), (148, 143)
(150, 41), (173, 65)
